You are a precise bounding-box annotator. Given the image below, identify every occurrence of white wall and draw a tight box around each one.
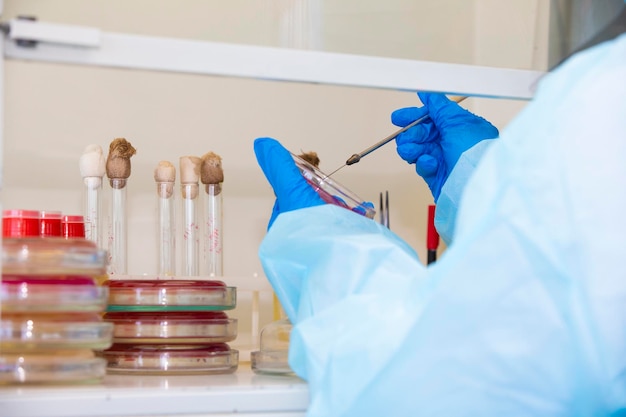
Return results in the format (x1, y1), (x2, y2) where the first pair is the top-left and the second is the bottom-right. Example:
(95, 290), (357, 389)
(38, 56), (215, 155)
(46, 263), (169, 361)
(1, 0), (549, 349)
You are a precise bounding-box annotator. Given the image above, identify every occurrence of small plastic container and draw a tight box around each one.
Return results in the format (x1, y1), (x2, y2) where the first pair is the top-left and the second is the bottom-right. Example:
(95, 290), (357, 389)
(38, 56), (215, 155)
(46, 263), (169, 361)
(1, 275), (108, 312)
(0, 351), (107, 385)
(105, 279), (236, 312)
(292, 154), (376, 219)
(62, 215), (86, 239)
(3, 209), (40, 238)
(0, 312), (114, 351)
(102, 343), (238, 374)
(251, 318), (294, 375)
(104, 311), (237, 344)
(39, 211), (63, 237)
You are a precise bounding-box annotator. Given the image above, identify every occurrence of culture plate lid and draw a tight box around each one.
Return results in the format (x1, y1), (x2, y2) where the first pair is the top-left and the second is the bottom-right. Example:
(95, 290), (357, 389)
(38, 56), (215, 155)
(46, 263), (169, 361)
(101, 343), (238, 374)
(2, 237), (106, 275)
(0, 351), (106, 384)
(104, 311), (237, 344)
(1, 275), (108, 313)
(105, 279), (236, 311)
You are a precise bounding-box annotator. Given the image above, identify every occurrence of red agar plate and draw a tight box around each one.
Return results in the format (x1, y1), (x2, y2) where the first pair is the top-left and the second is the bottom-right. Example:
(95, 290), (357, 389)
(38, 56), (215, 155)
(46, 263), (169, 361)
(104, 311), (237, 344)
(105, 280), (236, 311)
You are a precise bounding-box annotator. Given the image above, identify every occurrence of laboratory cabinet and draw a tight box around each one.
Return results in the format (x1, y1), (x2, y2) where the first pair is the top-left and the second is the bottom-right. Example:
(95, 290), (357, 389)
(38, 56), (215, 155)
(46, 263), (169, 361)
(0, 1), (552, 416)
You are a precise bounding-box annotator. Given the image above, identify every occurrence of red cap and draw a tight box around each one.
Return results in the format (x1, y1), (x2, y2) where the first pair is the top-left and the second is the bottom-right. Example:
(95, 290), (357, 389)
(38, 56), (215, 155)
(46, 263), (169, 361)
(62, 215), (86, 239)
(40, 210), (63, 237)
(426, 205), (440, 250)
(3, 209), (41, 238)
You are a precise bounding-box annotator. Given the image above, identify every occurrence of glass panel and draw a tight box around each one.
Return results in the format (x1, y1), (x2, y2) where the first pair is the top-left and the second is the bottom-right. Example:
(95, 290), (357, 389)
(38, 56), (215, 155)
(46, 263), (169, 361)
(548, 0), (626, 69)
(4, 0), (549, 70)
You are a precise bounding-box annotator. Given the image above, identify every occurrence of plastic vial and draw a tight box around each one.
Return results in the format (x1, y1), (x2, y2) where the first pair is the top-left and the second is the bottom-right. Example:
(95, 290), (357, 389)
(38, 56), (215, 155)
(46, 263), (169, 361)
(2, 209), (40, 238)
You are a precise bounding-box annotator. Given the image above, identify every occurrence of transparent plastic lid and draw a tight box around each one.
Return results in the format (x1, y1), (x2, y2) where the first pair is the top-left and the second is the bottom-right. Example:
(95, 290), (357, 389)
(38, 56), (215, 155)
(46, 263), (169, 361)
(2, 237), (107, 275)
(105, 279), (236, 311)
(251, 318), (293, 376)
(102, 343), (238, 374)
(0, 351), (106, 384)
(292, 154), (375, 219)
(0, 313), (113, 352)
(104, 311), (237, 344)
(1, 277), (108, 312)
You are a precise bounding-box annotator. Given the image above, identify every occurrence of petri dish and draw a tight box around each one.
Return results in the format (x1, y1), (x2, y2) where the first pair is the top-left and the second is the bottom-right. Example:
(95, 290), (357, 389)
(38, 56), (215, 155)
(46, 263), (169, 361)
(102, 343), (239, 374)
(0, 350), (106, 385)
(1, 276), (108, 312)
(105, 279), (236, 311)
(292, 154), (376, 219)
(104, 311), (237, 344)
(2, 237), (107, 275)
(0, 312), (113, 351)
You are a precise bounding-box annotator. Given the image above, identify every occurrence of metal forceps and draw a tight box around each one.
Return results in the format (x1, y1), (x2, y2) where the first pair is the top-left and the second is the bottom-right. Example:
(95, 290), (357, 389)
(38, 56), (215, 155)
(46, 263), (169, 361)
(325, 96), (468, 178)
(379, 191), (389, 229)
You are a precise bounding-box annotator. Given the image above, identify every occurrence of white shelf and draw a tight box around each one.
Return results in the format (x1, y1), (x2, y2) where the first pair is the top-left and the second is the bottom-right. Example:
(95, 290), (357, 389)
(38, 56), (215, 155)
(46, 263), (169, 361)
(0, 366), (308, 417)
(3, 18), (545, 100)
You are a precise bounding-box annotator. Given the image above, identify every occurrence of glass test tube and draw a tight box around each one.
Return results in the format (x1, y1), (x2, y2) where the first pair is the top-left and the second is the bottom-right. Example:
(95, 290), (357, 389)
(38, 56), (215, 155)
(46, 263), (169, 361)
(83, 176), (102, 247)
(157, 181), (176, 276)
(203, 183), (223, 277)
(182, 183), (199, 276)
(108, 178), (127, 275)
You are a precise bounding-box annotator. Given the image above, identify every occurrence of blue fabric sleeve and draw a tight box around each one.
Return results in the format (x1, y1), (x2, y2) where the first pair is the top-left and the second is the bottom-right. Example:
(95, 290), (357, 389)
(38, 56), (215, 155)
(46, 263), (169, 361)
(259, 34), (626, 417)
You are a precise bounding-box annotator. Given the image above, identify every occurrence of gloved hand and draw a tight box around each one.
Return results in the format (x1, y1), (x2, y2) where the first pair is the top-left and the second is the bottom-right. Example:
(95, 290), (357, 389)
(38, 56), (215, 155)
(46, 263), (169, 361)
(254, 137), (325, 229)
(393, 92), (499, 200)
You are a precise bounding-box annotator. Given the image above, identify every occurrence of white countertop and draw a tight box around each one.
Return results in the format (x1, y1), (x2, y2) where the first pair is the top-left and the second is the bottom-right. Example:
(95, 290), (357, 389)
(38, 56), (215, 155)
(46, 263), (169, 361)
(0, 364), (309, 417)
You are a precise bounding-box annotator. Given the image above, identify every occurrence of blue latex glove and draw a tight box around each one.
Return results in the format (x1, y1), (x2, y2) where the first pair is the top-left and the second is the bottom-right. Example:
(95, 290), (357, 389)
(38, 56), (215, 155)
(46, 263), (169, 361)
(393, 92), (499, 200)
(254, 137), (325, 229)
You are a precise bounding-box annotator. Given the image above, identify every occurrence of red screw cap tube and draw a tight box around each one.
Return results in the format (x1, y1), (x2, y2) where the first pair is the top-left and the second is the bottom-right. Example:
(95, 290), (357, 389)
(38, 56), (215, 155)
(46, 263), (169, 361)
(426, 205), (440, 265)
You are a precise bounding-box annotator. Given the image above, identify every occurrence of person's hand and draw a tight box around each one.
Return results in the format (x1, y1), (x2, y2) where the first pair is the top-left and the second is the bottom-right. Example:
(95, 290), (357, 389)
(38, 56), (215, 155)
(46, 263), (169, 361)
(393, 92), (499, 200)
(254, 137), (325, 229)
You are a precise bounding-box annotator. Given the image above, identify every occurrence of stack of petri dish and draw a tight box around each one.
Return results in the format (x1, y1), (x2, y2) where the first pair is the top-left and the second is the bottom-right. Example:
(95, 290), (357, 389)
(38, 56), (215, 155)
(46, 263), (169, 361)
(101, 279), (239, 374)
(1, 209), (112, 385)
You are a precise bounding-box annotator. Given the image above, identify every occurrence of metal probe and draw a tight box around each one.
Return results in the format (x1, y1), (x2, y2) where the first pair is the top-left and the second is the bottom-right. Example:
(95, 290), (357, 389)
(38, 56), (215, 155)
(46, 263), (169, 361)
(326, 96), (467, 178)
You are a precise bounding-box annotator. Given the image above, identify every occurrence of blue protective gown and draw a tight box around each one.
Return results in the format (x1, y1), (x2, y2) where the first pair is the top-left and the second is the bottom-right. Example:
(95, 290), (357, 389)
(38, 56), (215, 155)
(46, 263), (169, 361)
(259, 34), (626, 417)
